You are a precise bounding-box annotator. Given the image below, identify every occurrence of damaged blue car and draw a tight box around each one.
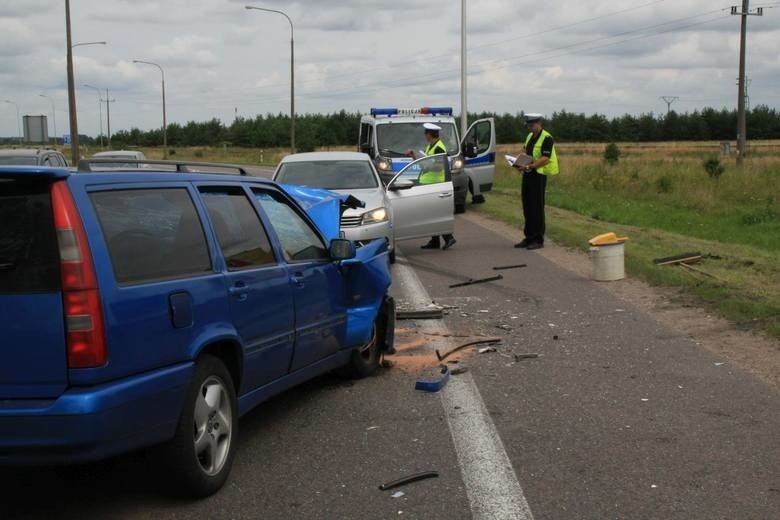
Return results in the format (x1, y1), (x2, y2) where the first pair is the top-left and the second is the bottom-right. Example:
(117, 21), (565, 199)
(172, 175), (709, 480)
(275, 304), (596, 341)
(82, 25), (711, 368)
(0, 161), (394, 497)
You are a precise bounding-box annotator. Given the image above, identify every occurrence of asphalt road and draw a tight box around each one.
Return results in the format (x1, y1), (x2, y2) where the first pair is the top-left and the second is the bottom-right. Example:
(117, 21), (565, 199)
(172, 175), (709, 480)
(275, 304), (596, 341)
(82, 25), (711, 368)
(2, 213), (778, 519)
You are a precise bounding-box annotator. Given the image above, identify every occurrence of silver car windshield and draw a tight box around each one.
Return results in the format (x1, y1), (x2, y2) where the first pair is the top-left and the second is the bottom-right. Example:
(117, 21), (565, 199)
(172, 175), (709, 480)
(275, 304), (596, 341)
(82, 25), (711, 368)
(376, 122), (458, 157)
(276, 160), (378, 190)
(0, 157), (37, 165)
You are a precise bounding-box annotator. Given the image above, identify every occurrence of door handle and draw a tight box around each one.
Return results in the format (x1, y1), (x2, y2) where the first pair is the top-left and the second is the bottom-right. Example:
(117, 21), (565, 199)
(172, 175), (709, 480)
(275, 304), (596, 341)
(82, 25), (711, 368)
(291, 271), (305, 288)
(438, 192), (453, 198)
(228, 282), (248, 301)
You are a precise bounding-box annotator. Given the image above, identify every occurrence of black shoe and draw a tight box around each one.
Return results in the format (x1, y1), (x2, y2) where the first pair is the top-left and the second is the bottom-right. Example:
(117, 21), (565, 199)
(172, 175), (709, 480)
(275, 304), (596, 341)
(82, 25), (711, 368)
(514, 239), (530, 248)
(442, 238), (457, 250)
(526, 242), (544, 250)
(421, 241), (440, 250)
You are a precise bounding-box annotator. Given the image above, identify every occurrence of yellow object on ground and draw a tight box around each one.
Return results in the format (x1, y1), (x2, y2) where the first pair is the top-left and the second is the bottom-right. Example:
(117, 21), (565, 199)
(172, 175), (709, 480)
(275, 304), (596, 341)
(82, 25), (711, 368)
(589, 232), (629, 246)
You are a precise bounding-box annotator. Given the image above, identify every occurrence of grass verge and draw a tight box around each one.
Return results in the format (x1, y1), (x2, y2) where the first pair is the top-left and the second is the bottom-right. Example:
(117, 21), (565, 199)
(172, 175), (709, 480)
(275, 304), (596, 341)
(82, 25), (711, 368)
(475, 152), (780, 339)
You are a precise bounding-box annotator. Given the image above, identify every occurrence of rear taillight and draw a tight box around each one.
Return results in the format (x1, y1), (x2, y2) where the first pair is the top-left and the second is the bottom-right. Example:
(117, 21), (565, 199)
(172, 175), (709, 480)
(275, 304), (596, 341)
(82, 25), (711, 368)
(51, 181), (107, 368)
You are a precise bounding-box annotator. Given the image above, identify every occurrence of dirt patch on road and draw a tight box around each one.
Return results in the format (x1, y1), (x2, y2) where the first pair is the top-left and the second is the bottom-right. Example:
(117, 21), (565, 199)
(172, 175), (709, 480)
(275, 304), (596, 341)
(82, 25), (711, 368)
(390, 327), (477, 372)
(463, 212), (780, 388)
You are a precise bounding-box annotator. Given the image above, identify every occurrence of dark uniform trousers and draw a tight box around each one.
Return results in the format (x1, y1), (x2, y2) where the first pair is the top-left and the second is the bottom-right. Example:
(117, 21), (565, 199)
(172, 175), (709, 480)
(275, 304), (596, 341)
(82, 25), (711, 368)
(521, 170), (547, 245)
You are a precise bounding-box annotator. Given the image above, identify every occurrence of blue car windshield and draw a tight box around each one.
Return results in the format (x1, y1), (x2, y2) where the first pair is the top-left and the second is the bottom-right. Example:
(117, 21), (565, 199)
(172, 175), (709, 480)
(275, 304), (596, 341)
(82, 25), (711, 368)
(276, 160), (378, 190)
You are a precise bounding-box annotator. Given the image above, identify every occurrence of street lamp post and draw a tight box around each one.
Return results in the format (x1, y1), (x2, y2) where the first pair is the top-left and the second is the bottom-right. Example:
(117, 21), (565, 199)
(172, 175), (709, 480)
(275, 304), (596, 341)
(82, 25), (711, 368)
(64, 0), (107, 163)
(4, 100), (22, 145)
(133, 60), (167, 159)
(39, 94), (57, 146)
(245, 5), (295, 154)
(83, 84), (104, 149)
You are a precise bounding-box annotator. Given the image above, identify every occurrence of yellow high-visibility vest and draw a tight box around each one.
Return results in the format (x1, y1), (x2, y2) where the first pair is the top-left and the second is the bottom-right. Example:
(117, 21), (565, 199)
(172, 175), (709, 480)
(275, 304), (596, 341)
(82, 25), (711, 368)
(524, 129), (559, 175)
(420, 139), (447, 184)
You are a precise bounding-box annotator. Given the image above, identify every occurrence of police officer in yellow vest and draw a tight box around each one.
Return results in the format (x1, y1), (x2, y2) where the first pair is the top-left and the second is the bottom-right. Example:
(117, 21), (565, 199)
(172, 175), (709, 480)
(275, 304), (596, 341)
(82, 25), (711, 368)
(513, 113), (559, 250)
(406, 123), (456, 250)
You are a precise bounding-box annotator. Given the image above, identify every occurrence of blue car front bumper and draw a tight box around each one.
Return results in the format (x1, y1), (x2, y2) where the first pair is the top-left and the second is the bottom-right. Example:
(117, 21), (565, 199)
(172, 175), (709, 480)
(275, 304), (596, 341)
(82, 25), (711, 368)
(0, 362), (192, 465)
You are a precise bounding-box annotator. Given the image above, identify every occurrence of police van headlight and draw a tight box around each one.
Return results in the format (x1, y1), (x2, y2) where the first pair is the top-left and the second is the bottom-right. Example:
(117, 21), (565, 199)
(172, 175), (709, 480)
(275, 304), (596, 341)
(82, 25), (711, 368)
(376, 157), (392, 171)
(452, 156), (464, 171)
(361, 207), (388, 224)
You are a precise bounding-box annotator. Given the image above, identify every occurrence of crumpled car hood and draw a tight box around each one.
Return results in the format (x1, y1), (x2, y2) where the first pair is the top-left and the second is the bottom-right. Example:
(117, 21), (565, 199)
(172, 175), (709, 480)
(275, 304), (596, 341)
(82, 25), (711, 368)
(282, 184), (392, 348)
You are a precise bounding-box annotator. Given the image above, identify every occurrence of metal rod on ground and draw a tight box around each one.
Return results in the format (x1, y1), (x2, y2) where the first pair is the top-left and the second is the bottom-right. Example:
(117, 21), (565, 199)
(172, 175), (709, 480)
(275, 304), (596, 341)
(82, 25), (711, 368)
(436, 338), (502, 362)
(449, 274), (503, 288)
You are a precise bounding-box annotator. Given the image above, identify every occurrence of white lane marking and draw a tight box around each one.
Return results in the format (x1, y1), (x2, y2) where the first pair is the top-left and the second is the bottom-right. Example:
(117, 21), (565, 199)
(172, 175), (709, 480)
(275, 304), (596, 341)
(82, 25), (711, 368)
(393, 259), (534, 520)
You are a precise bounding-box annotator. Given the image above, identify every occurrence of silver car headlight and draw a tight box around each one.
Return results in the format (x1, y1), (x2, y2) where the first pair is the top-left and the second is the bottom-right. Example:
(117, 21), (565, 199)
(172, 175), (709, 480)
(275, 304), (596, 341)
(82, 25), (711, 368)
(361, 207), (388, 224)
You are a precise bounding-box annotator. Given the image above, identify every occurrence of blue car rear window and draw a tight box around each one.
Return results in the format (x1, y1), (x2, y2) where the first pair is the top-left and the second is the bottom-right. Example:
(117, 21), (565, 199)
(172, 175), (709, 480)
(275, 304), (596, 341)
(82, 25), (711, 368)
(0, 179), (60, 293)
(90, 188), (212, 284)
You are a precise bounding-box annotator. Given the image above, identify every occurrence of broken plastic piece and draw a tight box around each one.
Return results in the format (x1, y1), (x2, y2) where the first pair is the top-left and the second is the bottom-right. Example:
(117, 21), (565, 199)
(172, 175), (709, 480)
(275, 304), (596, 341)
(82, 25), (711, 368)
(478, 347), (497, 354)
(450, 367), (469, 375)
(449, 274), (503, 288)
(414, 365), (450, 392)
(396, 309), (443, 320)
(379, 471), (440, 491)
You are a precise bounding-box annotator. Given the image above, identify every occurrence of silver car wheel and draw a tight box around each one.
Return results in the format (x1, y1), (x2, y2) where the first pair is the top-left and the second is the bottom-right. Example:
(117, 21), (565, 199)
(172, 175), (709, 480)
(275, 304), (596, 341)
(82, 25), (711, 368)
(193, 375), (233, 476)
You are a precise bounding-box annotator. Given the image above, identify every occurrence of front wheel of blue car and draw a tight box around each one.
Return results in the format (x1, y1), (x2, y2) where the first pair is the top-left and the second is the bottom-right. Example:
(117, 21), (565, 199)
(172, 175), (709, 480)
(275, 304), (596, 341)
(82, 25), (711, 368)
(338, 323), (380, 379)
(159, 355), (238, 497)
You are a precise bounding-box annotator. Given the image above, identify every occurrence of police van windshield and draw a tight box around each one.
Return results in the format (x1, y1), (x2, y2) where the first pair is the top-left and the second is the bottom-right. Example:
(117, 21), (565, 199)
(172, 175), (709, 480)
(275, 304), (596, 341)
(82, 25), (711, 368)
(376, 122), (458, 157)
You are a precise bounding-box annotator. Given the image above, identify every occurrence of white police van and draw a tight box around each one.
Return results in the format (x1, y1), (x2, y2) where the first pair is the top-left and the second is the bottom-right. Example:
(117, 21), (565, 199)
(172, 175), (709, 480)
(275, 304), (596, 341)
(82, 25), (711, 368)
(358, 107), (495, 213)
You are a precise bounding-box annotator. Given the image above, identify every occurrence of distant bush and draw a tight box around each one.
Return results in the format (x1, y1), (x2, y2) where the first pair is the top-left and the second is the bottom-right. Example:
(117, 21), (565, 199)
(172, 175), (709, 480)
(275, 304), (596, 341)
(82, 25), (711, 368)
(193, 149), (204, 158)
(604, 142), (621, 164)
(703, 157), (725, 180)
(168, 148), (176, 156)
(656, 175), (673, 193)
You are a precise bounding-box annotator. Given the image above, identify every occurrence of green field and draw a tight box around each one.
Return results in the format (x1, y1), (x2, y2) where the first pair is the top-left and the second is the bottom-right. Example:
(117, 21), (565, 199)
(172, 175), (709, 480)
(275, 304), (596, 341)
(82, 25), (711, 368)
(480, 141), (780, 338)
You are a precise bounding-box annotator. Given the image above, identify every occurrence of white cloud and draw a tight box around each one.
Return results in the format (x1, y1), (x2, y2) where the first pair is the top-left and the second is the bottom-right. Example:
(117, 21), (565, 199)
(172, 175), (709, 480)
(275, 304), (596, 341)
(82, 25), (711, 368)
(0, 0), (777, 137)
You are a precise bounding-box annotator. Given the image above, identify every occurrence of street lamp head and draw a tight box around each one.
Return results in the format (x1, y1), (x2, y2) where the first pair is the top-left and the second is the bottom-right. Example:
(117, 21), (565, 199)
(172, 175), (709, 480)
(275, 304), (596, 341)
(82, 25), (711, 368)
(71, 41), (107, 48)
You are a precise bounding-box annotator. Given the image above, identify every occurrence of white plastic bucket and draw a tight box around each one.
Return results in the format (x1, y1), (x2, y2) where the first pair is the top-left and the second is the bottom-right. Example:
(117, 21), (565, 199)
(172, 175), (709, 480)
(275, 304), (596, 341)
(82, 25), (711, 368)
(589, 242), (625, 281)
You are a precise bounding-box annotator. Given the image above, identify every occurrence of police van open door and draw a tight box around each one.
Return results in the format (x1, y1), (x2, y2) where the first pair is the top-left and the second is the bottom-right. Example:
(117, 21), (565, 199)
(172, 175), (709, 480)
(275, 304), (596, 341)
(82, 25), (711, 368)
(461, 118), (496, 202)
(386, 154), (454, 240)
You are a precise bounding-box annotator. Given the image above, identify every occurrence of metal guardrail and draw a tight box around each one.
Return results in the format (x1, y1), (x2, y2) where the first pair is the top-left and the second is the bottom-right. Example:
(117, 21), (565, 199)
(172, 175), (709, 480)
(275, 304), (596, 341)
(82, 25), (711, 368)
(77, 159), (249, 175)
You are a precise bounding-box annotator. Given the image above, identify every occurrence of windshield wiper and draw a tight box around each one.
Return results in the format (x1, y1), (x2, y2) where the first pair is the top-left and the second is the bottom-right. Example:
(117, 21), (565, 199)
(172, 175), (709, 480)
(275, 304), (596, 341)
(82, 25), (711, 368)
(379, 148), (407, 158)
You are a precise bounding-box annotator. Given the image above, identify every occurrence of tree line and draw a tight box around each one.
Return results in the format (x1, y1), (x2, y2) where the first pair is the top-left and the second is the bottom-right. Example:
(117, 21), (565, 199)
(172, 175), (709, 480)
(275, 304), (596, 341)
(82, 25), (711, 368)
(98, 105), (780, 150)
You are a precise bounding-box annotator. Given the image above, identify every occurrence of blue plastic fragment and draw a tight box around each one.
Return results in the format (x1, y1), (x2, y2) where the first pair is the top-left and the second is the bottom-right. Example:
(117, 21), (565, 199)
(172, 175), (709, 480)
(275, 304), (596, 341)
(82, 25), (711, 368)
(415, 365), (450, 392)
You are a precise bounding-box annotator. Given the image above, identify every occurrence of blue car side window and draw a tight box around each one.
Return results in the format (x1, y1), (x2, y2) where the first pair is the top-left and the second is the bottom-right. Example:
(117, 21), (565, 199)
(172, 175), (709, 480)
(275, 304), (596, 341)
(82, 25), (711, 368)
(199, 187), (276, 270)
(253, 190), (329, 263)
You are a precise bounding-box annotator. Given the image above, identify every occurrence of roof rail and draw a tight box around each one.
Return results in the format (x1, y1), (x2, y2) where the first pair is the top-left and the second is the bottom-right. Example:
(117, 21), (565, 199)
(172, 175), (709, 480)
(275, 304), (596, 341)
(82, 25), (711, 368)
(77, 158), (249, 175)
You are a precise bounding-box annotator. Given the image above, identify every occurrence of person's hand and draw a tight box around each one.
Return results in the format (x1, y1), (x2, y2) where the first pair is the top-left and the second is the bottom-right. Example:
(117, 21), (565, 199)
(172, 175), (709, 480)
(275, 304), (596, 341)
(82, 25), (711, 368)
(405, 149), (414, 158)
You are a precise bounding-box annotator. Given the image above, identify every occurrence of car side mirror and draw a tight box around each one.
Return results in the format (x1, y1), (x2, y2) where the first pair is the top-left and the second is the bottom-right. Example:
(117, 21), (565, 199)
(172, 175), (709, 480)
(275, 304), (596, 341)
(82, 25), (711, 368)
(329, 238), (356, 260)
(463, 144), (478, 158)
(388, 179), (414, 191)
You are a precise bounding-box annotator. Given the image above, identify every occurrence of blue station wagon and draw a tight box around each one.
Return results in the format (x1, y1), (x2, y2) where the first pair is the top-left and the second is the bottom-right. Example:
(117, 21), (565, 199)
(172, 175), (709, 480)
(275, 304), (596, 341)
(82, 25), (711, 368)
(0, 163), (394, 497)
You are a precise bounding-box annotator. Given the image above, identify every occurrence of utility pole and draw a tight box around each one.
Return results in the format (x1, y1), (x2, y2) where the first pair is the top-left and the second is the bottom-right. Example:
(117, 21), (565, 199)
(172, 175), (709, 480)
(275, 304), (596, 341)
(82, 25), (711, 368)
(105, 88), (116, 147)
(731, 1), (763, 165)
(659, 96), (679, 115)
(65, 0), (80, 164)
(460, 0), (467, 138)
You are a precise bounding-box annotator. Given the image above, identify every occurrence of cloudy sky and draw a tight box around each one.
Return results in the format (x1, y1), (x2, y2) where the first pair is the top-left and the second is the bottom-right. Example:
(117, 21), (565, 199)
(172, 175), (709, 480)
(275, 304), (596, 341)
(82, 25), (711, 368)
(1, 0), (778, 138)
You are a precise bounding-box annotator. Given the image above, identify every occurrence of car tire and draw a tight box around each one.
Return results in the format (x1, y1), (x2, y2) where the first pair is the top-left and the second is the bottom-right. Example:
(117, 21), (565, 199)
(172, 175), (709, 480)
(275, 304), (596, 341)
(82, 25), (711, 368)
(389, 249), (396, 264)
(337, 323), (381, 379)
(158, 355), (238, 498)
